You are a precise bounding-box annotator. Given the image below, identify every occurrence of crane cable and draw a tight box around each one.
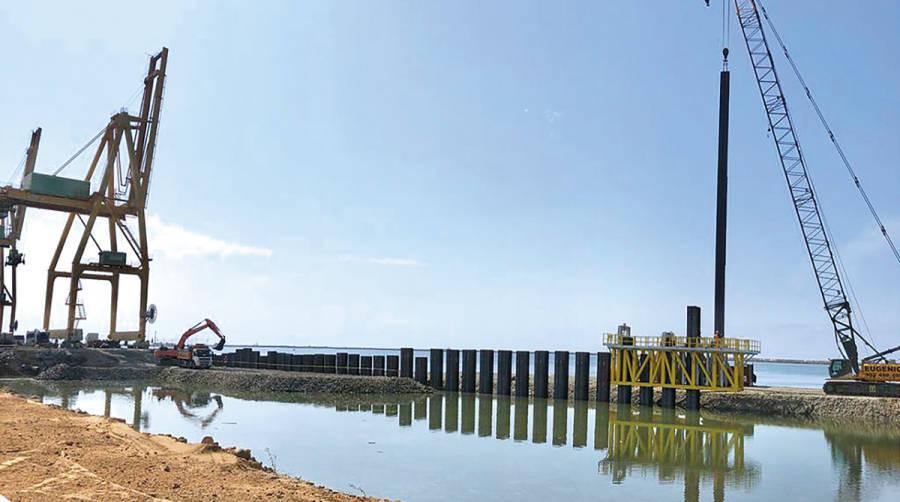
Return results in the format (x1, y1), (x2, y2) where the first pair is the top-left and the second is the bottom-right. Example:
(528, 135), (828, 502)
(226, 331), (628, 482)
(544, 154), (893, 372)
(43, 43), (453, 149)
(721, 0), (731, 67)
(52, 126), (106, 176)
(8, 152), (27, 186)
(757, 0), (900, 266)
(52, 81), (145, 178)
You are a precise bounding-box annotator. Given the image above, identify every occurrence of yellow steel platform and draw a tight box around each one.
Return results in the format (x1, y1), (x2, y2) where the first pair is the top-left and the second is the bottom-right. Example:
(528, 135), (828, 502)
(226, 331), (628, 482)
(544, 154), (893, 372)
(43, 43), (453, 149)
(605, 333), (761, 392)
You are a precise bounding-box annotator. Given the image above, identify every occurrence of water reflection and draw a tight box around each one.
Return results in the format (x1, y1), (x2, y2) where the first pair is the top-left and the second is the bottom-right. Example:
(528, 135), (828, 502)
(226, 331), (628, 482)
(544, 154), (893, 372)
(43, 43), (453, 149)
(429, 396), (441, 430)
(496, 396), (510, 440)
(399, 401), (411, 426)
(826, 429), (900, 502)
(152, 388), (224, 429)
(445, 393), (458, 433)
(532, 397), (547, 444)
(461, 394), (474, 435)
(6, 379), (899, 502)
(599, 409), (760, 501)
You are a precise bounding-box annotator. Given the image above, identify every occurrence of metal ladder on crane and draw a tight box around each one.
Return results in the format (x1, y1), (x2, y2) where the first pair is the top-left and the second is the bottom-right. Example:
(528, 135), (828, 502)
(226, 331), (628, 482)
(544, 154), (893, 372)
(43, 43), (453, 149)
(65, 279), (87, 326)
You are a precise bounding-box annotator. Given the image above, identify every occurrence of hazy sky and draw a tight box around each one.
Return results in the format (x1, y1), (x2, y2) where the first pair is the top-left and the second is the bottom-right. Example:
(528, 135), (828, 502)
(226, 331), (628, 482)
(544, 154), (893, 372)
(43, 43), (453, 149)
(1, 1), (897, 358)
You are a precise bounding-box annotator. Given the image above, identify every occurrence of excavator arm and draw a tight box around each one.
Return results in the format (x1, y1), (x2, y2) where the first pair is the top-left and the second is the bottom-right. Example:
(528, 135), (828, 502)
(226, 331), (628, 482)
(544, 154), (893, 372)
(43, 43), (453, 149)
(176, 318), (226, 351)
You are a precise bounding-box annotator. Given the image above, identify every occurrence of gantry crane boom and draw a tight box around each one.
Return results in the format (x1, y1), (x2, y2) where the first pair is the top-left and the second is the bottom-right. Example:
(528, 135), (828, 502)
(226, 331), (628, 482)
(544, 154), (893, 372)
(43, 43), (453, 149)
(733, 0), (862, 371)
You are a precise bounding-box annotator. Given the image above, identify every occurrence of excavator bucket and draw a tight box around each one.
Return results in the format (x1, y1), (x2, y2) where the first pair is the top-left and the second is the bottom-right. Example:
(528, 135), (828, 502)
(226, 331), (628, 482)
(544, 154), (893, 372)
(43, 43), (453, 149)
(213, 337), (226, 352)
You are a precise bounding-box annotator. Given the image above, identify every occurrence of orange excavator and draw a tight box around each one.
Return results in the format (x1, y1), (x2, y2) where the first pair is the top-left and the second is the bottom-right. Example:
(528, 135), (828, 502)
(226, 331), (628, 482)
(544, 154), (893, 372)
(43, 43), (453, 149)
(153, 319), (225, 369)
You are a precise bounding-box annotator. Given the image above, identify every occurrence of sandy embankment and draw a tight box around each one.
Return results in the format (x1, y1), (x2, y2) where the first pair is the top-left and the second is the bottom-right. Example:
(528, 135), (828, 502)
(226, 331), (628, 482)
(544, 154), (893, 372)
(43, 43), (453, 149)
(0, 392), (386, 502)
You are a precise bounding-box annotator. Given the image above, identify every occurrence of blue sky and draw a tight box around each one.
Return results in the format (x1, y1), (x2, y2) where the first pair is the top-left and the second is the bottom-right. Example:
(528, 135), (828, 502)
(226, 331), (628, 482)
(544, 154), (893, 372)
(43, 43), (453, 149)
(1, 1), (897, 358)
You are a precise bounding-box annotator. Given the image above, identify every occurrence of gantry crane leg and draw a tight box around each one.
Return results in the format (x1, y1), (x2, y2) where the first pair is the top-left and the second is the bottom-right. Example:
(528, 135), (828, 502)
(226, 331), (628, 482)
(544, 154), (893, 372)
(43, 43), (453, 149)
(43, 213), (75, 330)
(107, 166), (119, 336)
(1, 248), (5, 333)
(9, 257), (18, 332)
(137, 207), (149, 339)
(66, 207), (100, 334)
(110, 273), (119, 336)
(0, 129), (40, 336)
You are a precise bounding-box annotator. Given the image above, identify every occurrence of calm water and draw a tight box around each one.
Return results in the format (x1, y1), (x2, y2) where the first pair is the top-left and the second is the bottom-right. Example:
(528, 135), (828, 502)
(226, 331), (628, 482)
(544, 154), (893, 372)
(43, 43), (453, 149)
(4, 379), (898, 502)
(229, 346), (831, 389)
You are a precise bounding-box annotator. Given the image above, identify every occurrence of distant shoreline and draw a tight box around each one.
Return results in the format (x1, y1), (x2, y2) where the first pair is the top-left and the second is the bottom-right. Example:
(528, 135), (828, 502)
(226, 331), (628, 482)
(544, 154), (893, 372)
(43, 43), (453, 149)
(753, 358), (828, 365)
(223, 345), (831, 365)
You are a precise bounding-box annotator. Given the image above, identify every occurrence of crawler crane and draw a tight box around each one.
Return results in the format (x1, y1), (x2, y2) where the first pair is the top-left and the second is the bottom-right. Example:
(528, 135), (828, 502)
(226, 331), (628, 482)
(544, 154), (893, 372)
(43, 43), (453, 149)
(728, 1), (899, 396)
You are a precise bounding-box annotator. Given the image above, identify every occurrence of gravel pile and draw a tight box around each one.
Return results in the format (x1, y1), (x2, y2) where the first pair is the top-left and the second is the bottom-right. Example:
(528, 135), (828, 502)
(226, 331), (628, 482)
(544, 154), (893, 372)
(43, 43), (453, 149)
(0, 349), (29, 377)
(36, 363), (84, 380)
(159, 367), (432, 395)
(2, 347), (123, 377)
(37, 363), (162, 381)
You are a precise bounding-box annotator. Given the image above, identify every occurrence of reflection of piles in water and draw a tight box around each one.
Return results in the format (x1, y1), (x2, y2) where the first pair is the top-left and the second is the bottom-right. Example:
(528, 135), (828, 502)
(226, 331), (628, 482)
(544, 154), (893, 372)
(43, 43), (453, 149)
(598, 409), (761, 492)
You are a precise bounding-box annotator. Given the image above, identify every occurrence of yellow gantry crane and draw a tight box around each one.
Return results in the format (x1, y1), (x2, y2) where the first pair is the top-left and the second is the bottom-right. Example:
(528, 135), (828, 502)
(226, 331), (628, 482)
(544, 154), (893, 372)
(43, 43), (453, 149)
(0, 128), (41, 336)
(0, 47), (168, 343)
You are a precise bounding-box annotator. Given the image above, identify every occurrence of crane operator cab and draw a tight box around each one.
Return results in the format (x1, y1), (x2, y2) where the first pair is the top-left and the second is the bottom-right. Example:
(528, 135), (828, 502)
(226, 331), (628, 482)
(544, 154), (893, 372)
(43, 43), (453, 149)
(828, 359), (852, 379)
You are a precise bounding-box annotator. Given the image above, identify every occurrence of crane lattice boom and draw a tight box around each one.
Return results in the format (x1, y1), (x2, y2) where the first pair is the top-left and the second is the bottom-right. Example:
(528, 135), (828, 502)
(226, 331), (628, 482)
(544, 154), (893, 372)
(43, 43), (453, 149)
(734, 0), (859, 371)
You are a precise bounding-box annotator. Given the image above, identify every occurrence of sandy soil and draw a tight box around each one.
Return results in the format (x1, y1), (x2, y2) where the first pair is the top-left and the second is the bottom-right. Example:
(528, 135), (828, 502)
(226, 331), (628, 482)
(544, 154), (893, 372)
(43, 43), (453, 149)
(0, 392), (385, 502)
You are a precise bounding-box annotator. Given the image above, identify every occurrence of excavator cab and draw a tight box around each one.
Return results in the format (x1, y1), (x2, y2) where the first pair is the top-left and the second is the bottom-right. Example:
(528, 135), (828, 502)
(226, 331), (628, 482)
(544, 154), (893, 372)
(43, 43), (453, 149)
(828, 359), (852, 379)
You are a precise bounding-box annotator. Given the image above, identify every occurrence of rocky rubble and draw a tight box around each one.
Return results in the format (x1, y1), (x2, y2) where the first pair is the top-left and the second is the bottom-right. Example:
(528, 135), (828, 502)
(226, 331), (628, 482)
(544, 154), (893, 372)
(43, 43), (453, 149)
(701, 387), (900, 424)
(159, 367), (433, 395)
(35, 363), (84, 380)
(36, 363), (162, 381)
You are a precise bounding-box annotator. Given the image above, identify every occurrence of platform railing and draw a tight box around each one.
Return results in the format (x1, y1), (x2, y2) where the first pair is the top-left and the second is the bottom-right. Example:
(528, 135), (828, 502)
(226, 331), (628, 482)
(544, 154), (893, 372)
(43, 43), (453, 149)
(604, 333), (761, 354)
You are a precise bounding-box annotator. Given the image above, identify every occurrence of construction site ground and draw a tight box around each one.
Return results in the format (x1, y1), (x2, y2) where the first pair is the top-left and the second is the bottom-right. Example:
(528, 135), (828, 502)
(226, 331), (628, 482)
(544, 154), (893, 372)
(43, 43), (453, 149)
(0, 391), (383, 502)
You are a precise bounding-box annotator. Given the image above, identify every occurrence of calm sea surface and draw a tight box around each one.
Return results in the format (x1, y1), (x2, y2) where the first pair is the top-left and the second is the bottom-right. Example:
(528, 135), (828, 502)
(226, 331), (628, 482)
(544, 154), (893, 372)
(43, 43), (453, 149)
(4, 379), (897, 502)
